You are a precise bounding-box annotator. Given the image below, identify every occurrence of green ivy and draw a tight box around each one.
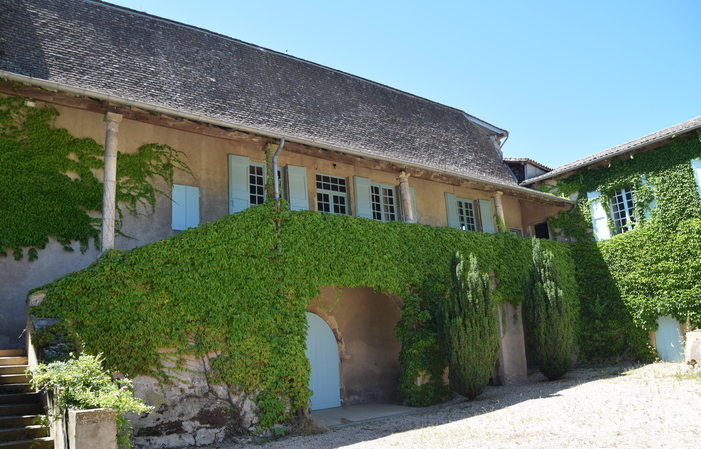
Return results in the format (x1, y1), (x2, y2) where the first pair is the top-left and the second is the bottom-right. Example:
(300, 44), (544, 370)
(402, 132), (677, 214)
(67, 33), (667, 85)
(0, 96), (190, 260)
(547, 130), (701, 361)
(31, 202), (578, 429)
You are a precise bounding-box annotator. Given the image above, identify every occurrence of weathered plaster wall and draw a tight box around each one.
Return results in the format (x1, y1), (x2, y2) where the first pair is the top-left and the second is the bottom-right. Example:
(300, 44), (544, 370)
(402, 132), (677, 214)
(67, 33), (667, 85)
(308, 286), (403, 405)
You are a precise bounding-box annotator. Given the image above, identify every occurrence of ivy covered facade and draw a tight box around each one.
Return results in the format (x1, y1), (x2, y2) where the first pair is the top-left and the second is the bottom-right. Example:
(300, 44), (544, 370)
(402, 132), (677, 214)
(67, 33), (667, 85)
(526, 118), (701, 362)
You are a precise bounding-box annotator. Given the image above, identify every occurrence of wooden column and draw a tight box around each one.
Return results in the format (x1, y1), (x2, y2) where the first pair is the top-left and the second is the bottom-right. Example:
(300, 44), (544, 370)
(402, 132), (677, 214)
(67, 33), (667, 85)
(101, 112), (122, 253)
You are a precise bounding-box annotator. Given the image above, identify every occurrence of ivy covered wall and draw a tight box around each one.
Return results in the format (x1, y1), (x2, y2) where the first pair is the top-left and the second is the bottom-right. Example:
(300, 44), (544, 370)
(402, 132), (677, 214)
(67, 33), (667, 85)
(548, 130), (701, 361)
(32, 203), (578, 429)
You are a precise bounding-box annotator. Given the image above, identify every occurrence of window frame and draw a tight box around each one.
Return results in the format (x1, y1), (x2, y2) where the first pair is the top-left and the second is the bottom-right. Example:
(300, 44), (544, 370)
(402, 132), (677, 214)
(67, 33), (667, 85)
(316, 173), (349, 215)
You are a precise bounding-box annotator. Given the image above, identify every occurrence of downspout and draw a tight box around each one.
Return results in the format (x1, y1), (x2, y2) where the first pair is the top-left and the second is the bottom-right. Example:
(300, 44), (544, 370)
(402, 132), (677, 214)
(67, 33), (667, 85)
(272, 139), (285, 201)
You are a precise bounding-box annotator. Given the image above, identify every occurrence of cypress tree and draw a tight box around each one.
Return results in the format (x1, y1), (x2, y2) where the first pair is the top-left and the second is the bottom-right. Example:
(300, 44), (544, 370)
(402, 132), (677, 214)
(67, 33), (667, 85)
(438, 252), (500, 399)
(523, 238), (575, 380)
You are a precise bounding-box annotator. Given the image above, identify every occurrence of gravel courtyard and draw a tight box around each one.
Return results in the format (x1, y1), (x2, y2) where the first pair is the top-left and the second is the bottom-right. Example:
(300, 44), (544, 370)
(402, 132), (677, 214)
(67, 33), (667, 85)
(192, 362), (700, 449)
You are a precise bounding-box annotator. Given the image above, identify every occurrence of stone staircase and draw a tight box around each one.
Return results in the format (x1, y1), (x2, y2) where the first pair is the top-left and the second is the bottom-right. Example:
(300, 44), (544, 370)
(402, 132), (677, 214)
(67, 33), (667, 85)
(0, 349), (52, 449)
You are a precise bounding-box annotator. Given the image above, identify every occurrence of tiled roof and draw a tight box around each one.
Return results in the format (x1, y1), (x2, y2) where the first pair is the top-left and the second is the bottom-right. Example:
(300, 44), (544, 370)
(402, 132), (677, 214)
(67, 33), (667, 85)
(523, 116), (701, 185)
(503, 157), (552, 172)
(0, 0), (520, 187)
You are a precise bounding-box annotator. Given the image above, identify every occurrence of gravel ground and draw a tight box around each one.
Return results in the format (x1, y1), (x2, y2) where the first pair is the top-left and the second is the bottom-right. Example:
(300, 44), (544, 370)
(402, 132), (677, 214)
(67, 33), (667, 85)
(189, 363), (701, 449)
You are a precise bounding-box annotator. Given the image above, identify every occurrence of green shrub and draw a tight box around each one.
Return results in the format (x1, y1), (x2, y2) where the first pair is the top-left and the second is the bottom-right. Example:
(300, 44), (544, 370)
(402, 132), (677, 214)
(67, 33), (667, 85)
(29, 353), (153, 449)
(523, 239), (575, 380)
(438, 252), (499, 399)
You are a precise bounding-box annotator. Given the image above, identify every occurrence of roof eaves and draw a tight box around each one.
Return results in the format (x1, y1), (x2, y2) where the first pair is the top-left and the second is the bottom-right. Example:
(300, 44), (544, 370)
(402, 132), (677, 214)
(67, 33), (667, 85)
(522, 117), (701, 186)
(1, 70), (570, 206)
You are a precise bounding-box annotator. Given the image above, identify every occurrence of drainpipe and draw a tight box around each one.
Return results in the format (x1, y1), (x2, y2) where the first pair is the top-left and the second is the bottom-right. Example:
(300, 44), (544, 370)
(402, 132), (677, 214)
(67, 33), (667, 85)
(101, 112), (122, 253)
(272, 139), (285, 201)
(397, 171), (415, 223)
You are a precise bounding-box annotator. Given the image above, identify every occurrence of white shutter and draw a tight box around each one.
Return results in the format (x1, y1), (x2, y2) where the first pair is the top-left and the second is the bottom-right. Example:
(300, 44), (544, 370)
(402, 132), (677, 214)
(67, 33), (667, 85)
(286, 165), (309, 211)
(228, 155), (250, 213)
(172, 184), (199, 230)
(478, 199), (495, 233)
(445, 193), (460, 229)
(353, 176), (374, 218)
(587, 191), (611, 241)
(691, 159), (701, 205)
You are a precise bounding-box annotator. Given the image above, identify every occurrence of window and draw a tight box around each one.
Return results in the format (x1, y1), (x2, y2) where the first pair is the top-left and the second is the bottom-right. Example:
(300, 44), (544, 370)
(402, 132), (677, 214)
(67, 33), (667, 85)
(229, 155), (309, 213)
(354, 176), (416, 222)
(316, 174), (348, 214)
(172, 184), (199, 230)
(445, 193), (495, 233)
(610, 187), (634, 234)
(370, 184), (397, 222)
(248, 163), (266, 206)
(455, 198), (476, 231)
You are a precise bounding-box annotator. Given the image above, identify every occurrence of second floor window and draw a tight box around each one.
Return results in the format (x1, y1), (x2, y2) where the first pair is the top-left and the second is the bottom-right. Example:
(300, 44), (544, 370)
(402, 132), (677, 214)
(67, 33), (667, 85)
(456, 199), (477, 231)
(371, 184), (397, 222)
(249, 163), (266, 206)
(316, 174), (348, 214)
(610, 187), (634, 234)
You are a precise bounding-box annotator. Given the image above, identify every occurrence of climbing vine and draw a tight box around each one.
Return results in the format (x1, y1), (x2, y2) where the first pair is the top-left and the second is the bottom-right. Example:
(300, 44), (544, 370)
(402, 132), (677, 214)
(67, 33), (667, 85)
(0, 96), (190, 260)
(31, 202), (578, 428)
(547, 130), (701, 361)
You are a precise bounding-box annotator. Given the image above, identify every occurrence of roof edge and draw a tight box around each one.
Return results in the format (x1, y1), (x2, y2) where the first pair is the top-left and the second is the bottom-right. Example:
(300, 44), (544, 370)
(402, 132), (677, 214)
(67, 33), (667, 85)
(1, 71), (572, 205)
(522, 117), (701, 186)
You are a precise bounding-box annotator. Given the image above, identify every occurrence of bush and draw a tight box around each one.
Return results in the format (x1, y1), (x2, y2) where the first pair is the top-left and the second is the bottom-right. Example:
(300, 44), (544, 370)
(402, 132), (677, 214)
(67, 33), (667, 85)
(523, 239), (575, 380)
(438, 252), (499, 399)
(29, 353), (153, 449)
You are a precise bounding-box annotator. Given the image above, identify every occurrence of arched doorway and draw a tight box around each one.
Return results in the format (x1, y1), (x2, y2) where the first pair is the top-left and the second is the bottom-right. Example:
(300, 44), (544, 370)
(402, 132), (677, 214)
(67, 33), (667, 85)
(305, 312), (341, 410)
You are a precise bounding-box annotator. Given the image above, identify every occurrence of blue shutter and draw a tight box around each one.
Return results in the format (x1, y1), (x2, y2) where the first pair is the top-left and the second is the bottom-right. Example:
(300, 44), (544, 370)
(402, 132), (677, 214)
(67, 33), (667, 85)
(691, 159), (701, 205)
(641, 176), (657, 219)
(172, 184), (199, 230)
(354, 176), (373, 218)
(587, 191), (611, 241)
(445, 193), (460, 228)
(286, 165), (309, 211)
(228, 155), (250, 213)
(479, 199), (495, 233)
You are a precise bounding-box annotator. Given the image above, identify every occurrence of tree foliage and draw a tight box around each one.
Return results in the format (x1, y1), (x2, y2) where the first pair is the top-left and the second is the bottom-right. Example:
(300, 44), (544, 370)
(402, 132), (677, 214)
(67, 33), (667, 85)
(438, 252), (499, 399)
(523, 239), (576, 380)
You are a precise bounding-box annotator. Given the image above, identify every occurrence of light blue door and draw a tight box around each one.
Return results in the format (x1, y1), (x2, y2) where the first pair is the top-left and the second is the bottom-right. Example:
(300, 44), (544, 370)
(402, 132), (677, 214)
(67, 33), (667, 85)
(305, 313), (341, 410)
(655, 316), (684, 362)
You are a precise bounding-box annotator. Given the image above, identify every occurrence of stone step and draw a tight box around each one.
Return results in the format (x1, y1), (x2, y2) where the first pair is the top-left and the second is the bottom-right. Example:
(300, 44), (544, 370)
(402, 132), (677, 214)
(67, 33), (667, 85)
(0, 368), (26, 376)
(0, 352), (24, 359)
(0, 426), (48, 442)
(0, 416), (41, 430)
(0, 404), (42, 418)
(0, 385), (31, 396)
(0, 394), (40, 406)
(0, 359), (27, 368)
(0, 376), (29, 386)
(0, 436), (53, 448)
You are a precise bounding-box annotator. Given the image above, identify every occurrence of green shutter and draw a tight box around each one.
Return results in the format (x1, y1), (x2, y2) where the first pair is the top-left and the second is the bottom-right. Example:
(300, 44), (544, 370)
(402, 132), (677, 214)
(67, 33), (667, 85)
(445, 192), (460, 228)
(478, 199), (495, 233)
(354, 176), (373, 218)
(228, 154), (250, 213)
(286, 165), (309, 211)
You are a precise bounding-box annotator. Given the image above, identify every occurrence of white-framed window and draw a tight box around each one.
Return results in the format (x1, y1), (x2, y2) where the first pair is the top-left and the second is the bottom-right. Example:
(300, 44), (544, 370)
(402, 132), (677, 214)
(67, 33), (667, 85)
(316, 174), (348, 214)
(610, 187), (634, 234)
(370, 184), (397, 222)
(229, 154), (309, 213)
(353, 176), (416, 222)
(172, 184), (200, 230)
(455, 198), (477, 231)
(445, 193), (495, 233)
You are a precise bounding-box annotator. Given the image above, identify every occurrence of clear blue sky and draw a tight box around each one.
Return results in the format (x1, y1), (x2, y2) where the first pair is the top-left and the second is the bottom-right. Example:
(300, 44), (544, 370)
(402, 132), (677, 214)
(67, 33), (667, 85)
(108, 0), (700, 169)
